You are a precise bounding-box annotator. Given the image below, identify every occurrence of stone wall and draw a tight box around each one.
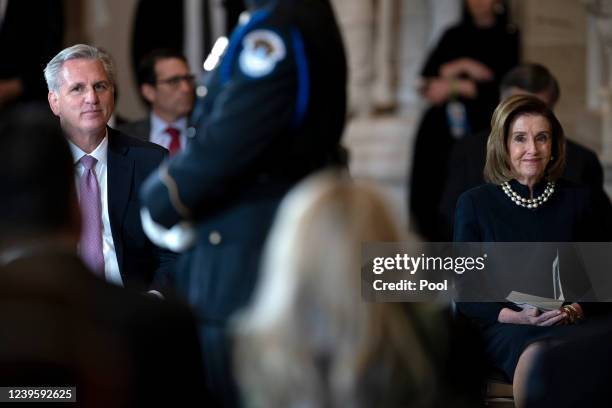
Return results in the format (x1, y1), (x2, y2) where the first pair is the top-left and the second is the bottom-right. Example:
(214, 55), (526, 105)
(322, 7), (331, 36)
(517, 0), (599, 151)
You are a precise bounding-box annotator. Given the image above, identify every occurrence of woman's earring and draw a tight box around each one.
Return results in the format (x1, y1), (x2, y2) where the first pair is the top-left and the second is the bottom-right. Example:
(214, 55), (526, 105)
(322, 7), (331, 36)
(550, 156), (555, 161)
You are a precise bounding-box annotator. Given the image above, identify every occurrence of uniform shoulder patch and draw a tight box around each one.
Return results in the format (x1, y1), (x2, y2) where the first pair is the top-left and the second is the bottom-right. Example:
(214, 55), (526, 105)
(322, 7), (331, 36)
(238, 29), (286, 78)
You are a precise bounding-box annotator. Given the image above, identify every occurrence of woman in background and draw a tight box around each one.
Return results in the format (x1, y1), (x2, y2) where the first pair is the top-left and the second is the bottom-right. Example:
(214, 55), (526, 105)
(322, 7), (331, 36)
(409, 0), (519, 242)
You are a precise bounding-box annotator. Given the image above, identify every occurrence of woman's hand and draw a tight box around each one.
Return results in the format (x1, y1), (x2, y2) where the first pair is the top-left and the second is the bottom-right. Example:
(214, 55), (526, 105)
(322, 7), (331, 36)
(439, 58), (494, 82)
(421, 78), (477, 104)
(422, 78), (450, 104)
(521, 307), (567, 326)
(498, 306), (567, 326)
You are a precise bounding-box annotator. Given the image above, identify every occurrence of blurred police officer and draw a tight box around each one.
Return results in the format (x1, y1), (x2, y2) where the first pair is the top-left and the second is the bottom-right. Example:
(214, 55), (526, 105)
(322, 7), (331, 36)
(140, 0), (347, 405)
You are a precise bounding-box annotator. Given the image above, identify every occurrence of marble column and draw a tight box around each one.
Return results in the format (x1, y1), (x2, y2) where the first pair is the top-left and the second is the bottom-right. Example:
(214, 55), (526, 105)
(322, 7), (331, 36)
(396, 0), (461, 112)
(584, 0), (612, 167)
(330, 0), (399, 116)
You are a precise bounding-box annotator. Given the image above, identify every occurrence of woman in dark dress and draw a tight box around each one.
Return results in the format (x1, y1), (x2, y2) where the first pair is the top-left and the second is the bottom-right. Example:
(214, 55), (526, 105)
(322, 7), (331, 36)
(454, 95), (612, 406)
(409, 0), (520, 241)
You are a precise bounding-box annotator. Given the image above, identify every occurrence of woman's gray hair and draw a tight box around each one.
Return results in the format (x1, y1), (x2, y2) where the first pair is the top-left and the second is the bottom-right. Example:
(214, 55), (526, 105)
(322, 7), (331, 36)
(44, 44), (116, 92)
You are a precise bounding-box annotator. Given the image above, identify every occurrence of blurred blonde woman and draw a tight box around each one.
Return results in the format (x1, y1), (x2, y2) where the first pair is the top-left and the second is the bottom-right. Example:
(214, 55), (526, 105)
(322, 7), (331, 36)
(233, 171), (450, 408)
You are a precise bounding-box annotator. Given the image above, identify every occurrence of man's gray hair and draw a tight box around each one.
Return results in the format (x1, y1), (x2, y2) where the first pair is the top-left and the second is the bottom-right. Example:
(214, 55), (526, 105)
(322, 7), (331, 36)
(44, 44), (116, 92)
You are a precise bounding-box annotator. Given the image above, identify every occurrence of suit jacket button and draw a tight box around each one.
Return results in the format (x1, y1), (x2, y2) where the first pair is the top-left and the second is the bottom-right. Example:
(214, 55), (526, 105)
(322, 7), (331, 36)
(209, 231), (222, 245)
(187, 126), (196, 139)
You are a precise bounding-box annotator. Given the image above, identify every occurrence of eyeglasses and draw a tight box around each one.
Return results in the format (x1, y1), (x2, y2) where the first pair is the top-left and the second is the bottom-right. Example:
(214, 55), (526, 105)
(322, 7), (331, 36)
(156, 74), (196, 87)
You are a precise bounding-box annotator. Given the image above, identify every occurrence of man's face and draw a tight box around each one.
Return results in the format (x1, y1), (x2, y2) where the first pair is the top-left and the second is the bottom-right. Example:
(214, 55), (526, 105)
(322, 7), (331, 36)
(143, 58), (195, 122)
(48, 59), (114, 139)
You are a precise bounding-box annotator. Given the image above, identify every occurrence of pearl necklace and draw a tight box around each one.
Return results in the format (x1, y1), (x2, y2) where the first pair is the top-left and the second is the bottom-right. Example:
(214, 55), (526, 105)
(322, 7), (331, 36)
(501, 181), (555, 209)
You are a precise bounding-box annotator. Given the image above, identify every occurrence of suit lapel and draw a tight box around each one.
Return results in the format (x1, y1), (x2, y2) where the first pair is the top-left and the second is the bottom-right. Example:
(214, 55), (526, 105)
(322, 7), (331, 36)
(133, 119), (150, 143)
(107, 128), (134, 274)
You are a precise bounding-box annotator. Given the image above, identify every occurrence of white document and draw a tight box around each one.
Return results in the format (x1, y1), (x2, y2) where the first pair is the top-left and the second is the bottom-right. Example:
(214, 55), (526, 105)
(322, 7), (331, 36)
(506, 291), (564, 312)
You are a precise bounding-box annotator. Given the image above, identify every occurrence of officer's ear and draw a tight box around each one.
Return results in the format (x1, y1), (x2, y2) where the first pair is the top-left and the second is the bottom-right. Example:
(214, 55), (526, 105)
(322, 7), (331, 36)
(141, 83), (157, 104)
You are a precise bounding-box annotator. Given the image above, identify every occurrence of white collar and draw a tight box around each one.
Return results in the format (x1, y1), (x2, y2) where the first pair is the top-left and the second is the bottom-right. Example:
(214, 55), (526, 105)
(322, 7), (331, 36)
(150, 112), (188, 135)
(68, 130), (109, 166)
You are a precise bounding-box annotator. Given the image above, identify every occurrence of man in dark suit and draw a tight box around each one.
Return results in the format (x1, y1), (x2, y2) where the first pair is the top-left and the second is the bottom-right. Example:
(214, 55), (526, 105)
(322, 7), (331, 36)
(118, 49), (195, 155)
(438, 63), (609, 240)
(0, 106), (208, 406)
(45, 44), (176, 291)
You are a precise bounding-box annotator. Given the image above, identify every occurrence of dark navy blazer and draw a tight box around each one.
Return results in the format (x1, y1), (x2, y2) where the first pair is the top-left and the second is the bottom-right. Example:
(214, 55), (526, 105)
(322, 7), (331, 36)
(107, 127), (176, 290)
(117, 118), (150, 143)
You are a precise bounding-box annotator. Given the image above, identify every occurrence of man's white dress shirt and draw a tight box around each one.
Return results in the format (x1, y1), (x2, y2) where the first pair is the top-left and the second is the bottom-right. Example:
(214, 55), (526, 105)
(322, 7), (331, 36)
(150, 113), (188, 151)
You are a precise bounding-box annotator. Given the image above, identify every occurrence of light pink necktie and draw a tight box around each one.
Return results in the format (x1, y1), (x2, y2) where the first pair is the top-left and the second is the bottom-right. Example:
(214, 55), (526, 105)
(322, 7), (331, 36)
(78, 155), (105, 275)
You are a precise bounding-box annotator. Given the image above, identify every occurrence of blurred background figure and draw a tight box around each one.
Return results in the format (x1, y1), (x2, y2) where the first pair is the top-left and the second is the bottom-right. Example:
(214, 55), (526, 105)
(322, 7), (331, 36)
(234, 171), (484, 407)
(119, 49), (195, 155)
(331, 0), (398, 116)
(425, 0), (462, 48)
(140, 0), (347, 405)
(234, 171), (483, 408)
(234, 171), (439, 407)
(0, 0), (64, 112)
(0, 106), (207, 407)
(409, 0), (519, 242)
(439, 63), (609, 240)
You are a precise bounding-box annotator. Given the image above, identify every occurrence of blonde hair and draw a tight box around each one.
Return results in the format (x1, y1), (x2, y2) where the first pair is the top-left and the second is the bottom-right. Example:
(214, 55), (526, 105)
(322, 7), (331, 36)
(233, 171), (439, 407)
(484, 94), (566, 184)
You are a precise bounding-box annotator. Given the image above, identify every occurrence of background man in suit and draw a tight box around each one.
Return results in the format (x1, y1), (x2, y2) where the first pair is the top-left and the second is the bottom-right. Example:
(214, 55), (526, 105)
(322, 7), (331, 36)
(119, 49), (195, 155)
(0, 106), (207, 406)
(45, 44), (176, 291)
(438, 63), (609, 240)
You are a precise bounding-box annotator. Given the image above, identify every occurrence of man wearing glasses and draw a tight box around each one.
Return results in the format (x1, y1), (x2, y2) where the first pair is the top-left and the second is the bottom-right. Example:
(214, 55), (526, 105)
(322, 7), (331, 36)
(120, 49), (195, 155)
